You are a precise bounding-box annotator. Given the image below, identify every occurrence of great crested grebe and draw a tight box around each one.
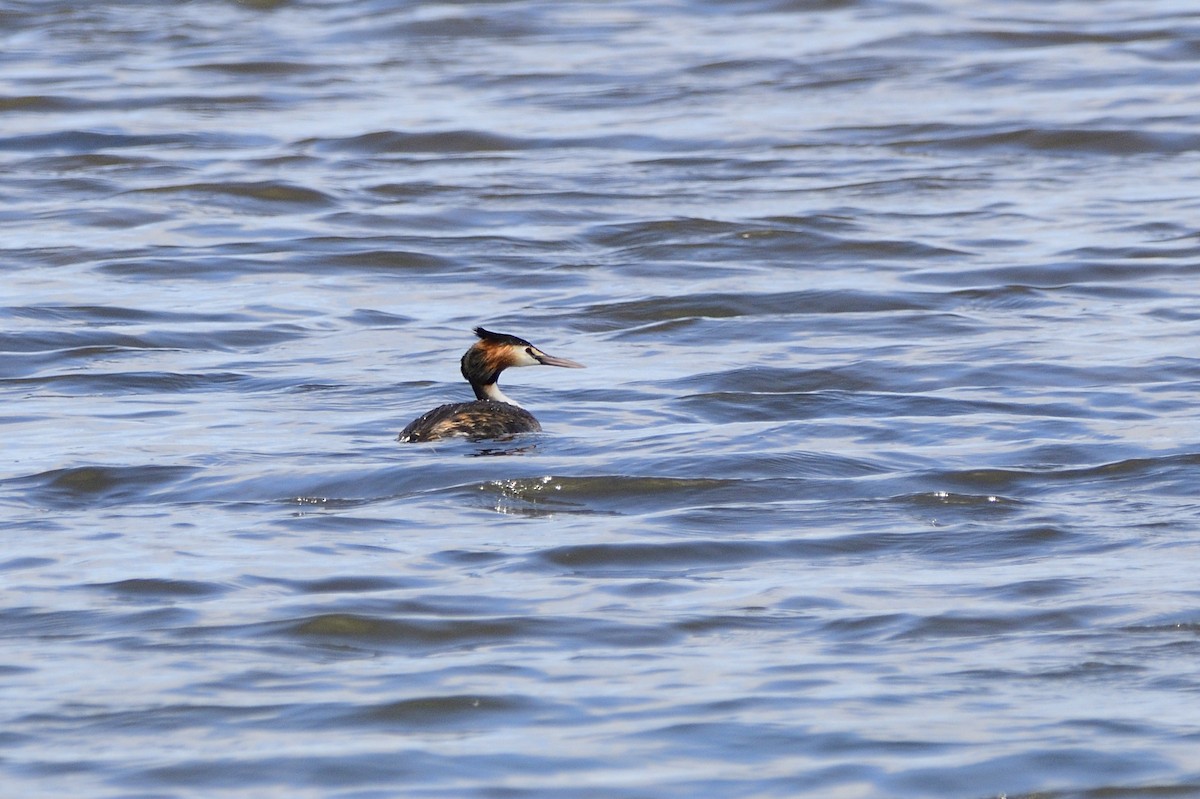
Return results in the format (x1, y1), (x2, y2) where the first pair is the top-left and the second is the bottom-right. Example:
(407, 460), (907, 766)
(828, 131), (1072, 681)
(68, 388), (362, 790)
(398, 327), (584, 443)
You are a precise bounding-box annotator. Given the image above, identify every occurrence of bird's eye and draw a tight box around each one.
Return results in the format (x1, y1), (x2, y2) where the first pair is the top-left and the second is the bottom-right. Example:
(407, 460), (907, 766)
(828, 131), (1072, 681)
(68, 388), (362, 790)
(526, 347), (534, 356)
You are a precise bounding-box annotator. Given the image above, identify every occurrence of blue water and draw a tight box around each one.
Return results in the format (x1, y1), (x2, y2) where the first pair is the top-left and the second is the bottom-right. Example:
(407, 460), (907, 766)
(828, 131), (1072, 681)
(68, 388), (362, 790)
(2, 1), (1200, 797)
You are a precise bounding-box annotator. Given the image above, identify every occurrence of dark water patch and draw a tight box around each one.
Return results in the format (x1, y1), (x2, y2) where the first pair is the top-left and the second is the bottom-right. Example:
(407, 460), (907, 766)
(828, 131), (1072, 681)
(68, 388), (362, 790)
(944, 284), (1058, 310)
(878, 26), (1158, 55)
(126, 752), (422, 791)
(285, 220), (569, 265)
(431, 549), (509, 568)
(1, 346), (145, 376)
(343, 307), (416, 327)
(161, 92), (285, 114)
(18, 702), (283, 736)
(391, 12), (548, 40)
(932, 453), (1200, 497)
(1046, 259), (1200, 290)
(685, 56), (806, 79)
(698, 450), (891, 480)
(280, 612), (526, 649)
(332, 693), (556, 730)
(53, 205), (168, 230)
(598, 580), (700, 600)
(635, 718), (948, 768)
(268, 464), (563, 510)
(582, 289), (941, 329)
(18, 152), (167, 174)
(930, 467), (1055, 495)
(1, 370), (258, 396)
(0, 94), (84, 113)
(0, 664), (34, 680)
(1148, 306), (1200, 323)
(194, 60), (323, 77)
(305, 129), (531, 155)
(475, 475), (746, 516)
(322, 206), (580, 238)
(734, 220), (969, 257)
(0, 556), (56, 572)
(379, 594), (552, 620)
(0, 129), (273, 153)
(251, 575), (424, 594)
(689, 0), (863, 12)
(0, 92), (279, 116)
(0, 321), (307, 361)
(566, 133), (722, 153)
(0, 607), (106, 639)
(94, 253), (294, 281)
(883, 748), (1169, 798)
(8, 758), (106, 780)
(268, 611), (677, 654)
(7, 175), (115, 199)
(673, 611), (818, 637)
(910, 126), (1200, 156)
(1073, 454), (1200, 496)
(1121, 621), (1200, 641)
(0, 329), (175, 354)
(292, 247), (453, 274)
(909, 259), (1200, 289)
(813, 121), (1161, 156)
(95, 594), (214, 626)
(280, 508), (403, 537)
(989, 578), (1085, 602)
(890, 490), (1021, 514)
(953, 360), (1184, 396)
(126, 180), (333, 209)
(0, 130), (190, 153)
(1063, 243), (1200, 264)
(658, 503), (849, 535)
(532, 515), (1092, 575)
(305, 129), (708, 156)
(901, 522), (1095, 563)
(956, 661), (1147, 685)
(532, 536), (882, 576)
(1136, 37), (1200, 64)
(7, 465), (199, 509)
(818, 612), (918, 643)
(119, 749), (589, 792)
(895, 606), (1112, 641)
(673, 388), (921, 424)
(88, 579), (230, 601)
(676, 365), (893, 395)
(584, 217), (963, 264)
(365, 180), (467, 200)
(287, 382), (346, 394)
(2, 246), (105, 269)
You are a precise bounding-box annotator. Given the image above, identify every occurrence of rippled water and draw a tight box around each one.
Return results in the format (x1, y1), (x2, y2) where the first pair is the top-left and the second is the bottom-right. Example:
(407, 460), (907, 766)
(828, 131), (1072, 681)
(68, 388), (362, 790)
(3, 1), (1200, 797)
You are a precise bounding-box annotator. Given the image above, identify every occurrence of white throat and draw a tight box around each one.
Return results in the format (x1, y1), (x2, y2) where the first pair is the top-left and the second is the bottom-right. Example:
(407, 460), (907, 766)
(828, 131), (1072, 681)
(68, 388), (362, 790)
(481, 383), (521, 407)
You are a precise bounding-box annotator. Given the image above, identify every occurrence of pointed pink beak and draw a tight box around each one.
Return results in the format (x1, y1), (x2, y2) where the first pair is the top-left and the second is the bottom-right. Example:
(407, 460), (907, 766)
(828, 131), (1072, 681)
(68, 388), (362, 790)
(534, 352), (585, 368)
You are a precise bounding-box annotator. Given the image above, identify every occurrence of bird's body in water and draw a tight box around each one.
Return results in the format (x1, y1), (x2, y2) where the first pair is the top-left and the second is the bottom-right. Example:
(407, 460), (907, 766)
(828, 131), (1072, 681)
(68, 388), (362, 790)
(398, 327), (584, 443)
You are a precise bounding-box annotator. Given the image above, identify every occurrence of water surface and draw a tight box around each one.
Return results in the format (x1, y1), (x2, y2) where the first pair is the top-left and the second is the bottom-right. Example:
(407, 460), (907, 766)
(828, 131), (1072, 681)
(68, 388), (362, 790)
(2, 1), (1200, 797)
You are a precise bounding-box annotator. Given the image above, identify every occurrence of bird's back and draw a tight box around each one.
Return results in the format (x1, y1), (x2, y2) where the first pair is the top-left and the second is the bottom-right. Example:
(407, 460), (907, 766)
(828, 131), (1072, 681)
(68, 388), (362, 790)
(398, 400), (541, 443)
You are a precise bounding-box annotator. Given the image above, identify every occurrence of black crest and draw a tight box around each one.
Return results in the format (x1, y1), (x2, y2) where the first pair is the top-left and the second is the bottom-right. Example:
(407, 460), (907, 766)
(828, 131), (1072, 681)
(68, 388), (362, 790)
(473, 327), (532, 348)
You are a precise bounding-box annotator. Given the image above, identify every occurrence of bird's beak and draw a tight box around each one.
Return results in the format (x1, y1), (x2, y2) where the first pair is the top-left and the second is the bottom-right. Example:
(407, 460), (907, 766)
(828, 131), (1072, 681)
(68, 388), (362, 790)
(533, 351), (585, 368)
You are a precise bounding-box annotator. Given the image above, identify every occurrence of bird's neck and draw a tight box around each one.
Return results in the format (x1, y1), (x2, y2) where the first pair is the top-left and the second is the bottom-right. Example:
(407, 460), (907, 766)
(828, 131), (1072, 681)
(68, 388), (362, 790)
(473, 382), (521, 407)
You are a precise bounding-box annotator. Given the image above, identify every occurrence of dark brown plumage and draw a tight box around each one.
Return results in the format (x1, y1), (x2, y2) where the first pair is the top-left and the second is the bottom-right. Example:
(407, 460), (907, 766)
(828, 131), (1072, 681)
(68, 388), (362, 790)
(398, 400), (541, 443)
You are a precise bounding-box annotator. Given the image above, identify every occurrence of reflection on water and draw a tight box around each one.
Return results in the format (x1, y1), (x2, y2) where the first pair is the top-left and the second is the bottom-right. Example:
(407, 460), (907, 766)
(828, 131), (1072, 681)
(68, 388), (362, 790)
(2, 0), (1200, 797)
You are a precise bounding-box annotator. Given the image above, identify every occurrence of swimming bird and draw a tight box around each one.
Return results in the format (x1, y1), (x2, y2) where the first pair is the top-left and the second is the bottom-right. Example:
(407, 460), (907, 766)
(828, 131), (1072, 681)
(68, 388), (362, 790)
(398, 327), (584, 443)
